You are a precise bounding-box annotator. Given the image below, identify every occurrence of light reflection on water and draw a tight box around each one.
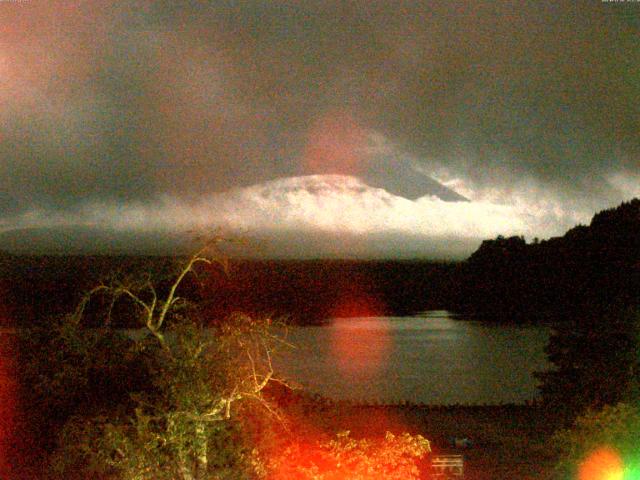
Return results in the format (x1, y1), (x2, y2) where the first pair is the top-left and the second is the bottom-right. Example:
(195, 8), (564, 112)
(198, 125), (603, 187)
(273, 311), (551, 405)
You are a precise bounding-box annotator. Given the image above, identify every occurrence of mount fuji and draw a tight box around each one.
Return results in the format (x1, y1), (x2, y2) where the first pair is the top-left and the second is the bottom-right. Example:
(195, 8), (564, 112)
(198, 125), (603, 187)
(0, 173), (525, 259)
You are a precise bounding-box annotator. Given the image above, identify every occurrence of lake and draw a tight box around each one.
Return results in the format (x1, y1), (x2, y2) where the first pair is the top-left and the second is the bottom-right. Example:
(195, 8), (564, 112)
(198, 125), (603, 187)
(273, 311), (551, 405)
(0, 311), (552, 406)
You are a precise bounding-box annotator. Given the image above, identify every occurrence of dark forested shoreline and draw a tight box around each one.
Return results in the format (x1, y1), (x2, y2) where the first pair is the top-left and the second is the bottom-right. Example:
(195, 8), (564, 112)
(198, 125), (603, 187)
(0, 254), (456, 327)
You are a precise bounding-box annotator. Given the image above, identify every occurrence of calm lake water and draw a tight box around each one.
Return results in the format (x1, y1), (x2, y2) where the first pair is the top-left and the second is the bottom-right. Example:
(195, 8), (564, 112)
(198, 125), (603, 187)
(273, 311), (551, 405)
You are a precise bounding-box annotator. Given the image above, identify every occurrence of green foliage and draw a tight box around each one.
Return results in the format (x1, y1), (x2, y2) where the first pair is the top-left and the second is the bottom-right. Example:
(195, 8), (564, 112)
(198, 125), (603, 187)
(18, 241), (287, 480)
(48, 313), (286, 479)
(18, 315), (141, 450)
(552, 402), (640, 479)
(267, 431), (430, 480)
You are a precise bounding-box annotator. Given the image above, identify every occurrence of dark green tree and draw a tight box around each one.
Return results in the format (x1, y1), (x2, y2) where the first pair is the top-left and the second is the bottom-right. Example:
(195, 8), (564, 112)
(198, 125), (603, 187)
(26, 239), (291, 480)
(536, 304), (640, 418)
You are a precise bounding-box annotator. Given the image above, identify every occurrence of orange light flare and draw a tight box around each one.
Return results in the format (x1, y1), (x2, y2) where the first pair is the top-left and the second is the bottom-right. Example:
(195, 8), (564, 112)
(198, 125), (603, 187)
(267, 438), (328, 480)
(302, 109), (371, 176)
(329, 290), (391, 380)
(578, 446), (625, 480)
(267, 411), (417, 480)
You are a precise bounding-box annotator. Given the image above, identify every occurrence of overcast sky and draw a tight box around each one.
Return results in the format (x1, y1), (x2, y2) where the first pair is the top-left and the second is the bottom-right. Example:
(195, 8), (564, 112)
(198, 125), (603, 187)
(1, 1), (638, 257)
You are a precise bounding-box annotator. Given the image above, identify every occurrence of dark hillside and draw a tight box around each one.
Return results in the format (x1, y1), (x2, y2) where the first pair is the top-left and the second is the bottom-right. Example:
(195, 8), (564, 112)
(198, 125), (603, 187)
(452, 198), (640, 322)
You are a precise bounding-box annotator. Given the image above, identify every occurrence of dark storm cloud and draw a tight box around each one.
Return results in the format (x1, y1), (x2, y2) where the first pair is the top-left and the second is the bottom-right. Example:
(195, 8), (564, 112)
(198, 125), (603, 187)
(1, 0), (638, 218)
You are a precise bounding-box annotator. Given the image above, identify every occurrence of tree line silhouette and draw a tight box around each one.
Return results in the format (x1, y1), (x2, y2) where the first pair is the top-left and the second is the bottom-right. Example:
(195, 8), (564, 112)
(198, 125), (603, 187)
(451, 198), (640, 324)
(0, 255), (457, 328)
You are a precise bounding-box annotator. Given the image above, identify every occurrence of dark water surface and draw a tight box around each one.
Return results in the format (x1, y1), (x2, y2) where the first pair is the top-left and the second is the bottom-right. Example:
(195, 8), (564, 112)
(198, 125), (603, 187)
(274, 311), (551, 405)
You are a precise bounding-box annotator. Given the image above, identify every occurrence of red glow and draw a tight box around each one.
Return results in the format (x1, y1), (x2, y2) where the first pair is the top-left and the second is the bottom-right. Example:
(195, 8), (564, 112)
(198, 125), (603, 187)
(303, 109), (369, 175)
(331, 290), (385, 319)
(267, 412), (420, 479)
(268, 440), (328, 480)
(329, 292), (390, 378)
(0, 333), (16, 477)
(578, 446), (624, 480)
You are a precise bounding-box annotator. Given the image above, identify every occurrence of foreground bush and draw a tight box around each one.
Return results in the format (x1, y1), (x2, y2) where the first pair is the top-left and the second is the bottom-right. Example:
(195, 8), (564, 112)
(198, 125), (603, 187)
(266, 430), (431, 480)
(18, 315), (142, 454)
(49, 318), (286, 480)
(19, 241), (288, 480)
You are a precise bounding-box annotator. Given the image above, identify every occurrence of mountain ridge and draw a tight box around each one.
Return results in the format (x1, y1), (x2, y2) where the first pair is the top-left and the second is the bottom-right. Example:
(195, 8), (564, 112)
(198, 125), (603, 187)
(0, 173), (472, 256)
(452, 198), (640, 322)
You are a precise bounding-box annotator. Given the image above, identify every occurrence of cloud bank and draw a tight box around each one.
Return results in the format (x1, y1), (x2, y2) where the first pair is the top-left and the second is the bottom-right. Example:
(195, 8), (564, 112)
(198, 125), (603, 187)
(0, 1), (637, 256)
(5, 175), (589, 258)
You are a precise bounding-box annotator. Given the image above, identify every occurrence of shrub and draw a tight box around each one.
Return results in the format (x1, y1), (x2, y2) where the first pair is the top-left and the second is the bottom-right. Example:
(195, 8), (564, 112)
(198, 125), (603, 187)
(266, 430), (431, 480)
